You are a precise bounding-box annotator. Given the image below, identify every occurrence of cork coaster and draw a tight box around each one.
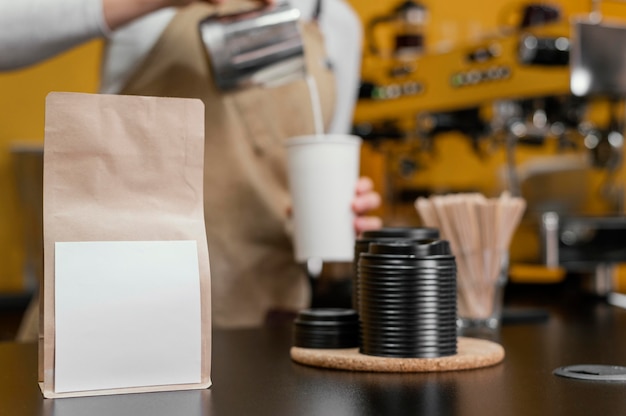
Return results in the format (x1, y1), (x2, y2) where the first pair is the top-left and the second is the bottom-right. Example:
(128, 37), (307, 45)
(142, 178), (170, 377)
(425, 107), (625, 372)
(290, 337), (504, 372)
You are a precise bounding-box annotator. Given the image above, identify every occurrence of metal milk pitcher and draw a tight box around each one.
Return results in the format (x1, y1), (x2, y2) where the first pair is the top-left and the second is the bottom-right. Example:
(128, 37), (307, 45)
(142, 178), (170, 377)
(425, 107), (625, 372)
(199, 1), (306, 91)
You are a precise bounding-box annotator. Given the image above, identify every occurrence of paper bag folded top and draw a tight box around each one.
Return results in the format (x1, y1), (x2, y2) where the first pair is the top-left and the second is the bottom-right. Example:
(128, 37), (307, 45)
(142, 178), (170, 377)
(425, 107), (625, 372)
(41, 92), (212, 398)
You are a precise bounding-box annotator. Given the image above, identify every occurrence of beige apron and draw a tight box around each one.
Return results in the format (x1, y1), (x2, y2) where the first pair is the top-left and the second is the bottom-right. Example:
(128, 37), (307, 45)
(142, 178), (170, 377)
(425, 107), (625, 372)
(120, 2), (336, 327)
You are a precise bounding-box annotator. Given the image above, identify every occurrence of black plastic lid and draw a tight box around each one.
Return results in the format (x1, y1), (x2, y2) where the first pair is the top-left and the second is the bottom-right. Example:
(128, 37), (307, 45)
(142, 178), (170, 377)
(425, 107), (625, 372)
(360, 227), (440, 241)
(293, 308), (360, 349)
(367, 240), (451, 257)
(295, 308), (358, 323)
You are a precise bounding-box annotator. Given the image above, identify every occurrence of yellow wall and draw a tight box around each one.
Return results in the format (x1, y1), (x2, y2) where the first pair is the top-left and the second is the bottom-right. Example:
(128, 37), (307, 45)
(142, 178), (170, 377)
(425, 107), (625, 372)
(0, 41), (102, 291)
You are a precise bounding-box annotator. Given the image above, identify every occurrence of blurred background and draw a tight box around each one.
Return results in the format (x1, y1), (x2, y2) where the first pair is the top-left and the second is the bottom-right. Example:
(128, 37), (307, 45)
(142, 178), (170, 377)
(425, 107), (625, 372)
(350, 0), (626, 291)
(1, 0), (626, 337)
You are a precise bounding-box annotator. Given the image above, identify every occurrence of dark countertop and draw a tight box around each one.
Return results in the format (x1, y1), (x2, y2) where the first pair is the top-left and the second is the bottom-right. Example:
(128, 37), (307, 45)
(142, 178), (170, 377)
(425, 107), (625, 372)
(3, 282), (626, 416)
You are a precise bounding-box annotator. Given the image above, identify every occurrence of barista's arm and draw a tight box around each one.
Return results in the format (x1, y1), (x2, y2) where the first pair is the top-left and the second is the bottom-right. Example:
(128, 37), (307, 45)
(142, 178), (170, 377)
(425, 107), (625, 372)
(0, 0), (106, 70)
(0, 0), (273, 71)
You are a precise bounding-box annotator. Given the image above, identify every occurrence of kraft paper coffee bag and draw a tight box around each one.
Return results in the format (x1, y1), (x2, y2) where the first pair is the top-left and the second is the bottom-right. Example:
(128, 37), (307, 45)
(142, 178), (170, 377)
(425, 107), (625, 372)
(40, 92), (211, 398)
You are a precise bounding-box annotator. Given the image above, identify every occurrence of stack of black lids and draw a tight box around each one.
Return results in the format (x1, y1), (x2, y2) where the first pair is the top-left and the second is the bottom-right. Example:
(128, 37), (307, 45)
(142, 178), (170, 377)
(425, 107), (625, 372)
(358, 239), (457, 358)
(353, 227), (440, 312)
(293, 308), (360, 349)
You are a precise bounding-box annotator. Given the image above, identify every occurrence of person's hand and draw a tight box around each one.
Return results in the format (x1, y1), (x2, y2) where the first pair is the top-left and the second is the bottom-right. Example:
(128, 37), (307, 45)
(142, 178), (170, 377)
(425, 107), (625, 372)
(352, 177), (383, 235)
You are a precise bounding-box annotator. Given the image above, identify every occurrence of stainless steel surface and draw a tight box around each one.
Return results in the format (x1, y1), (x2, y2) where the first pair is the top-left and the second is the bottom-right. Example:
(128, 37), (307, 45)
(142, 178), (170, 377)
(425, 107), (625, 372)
(540, 212), (626, 299)
(571, 19), (626, 97)
(588, 263), (616, 296)
(199, 1), (306, 91)
(554, 364), (626, 382)
(541, 211), (560, 268)
(608, 291), (626, 308)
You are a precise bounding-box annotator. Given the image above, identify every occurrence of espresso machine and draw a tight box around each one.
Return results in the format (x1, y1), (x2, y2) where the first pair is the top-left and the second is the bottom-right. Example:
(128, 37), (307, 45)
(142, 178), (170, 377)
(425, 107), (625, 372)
(351, 0), (626, 285)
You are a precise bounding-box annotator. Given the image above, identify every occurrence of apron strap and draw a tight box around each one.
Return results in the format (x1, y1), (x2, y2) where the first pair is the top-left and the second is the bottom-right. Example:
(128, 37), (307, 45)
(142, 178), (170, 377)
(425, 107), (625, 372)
(312, 0), (322, 22)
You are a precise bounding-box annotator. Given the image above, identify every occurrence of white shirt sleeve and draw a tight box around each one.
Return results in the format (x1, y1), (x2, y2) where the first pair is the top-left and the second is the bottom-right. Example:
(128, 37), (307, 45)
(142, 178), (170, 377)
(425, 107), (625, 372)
(99, 9), (175, 94)
(0, 0), (109, 71)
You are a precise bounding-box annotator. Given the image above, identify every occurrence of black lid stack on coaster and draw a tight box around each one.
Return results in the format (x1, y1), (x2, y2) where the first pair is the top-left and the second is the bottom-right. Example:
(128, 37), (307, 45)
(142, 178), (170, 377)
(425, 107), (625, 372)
(358, 240), (458, 358)
(292, 228), (457, 359)
(353, 227), (440, 312)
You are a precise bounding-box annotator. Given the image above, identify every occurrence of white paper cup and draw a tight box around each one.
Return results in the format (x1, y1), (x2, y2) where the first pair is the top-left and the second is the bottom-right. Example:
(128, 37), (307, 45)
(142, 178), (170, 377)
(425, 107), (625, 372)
(285, 134), (361, 262)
